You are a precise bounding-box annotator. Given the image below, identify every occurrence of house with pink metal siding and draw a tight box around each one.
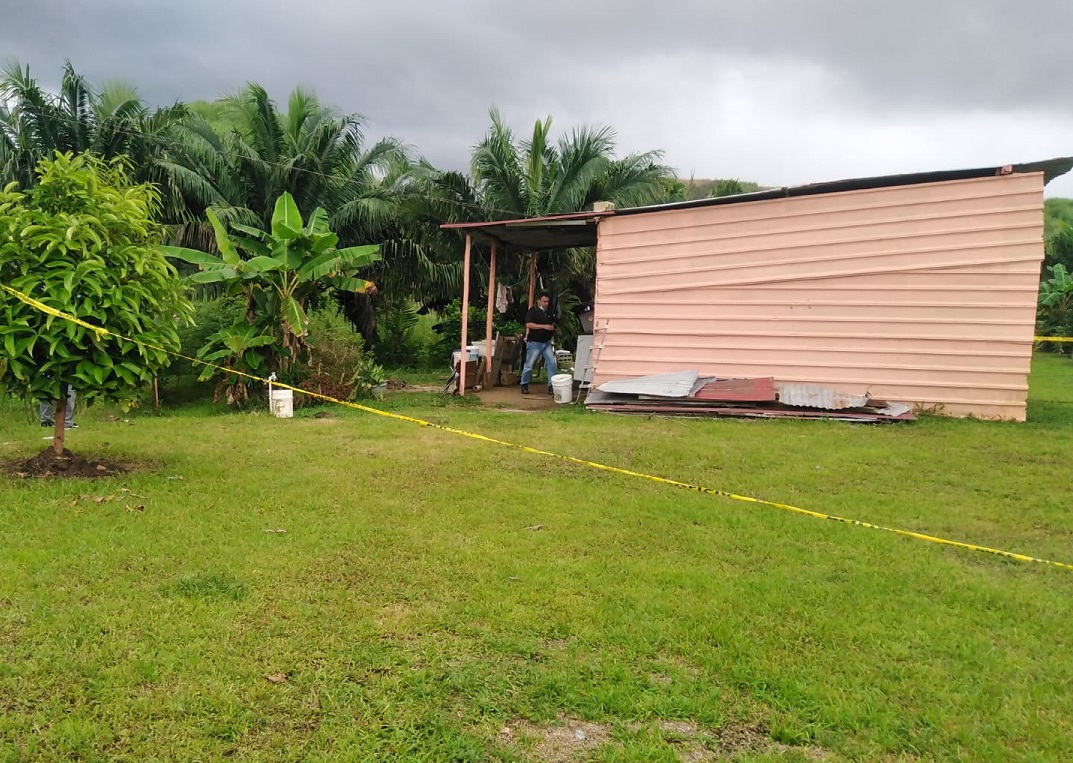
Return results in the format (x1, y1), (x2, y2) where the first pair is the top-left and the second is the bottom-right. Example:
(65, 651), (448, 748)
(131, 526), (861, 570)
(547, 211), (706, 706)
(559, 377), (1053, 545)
(593, 169), (1059, 421)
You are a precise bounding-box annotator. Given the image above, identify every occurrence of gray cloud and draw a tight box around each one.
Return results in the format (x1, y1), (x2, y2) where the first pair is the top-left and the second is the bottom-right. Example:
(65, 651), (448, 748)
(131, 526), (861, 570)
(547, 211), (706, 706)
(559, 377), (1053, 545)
(3, 0), (1071, 194)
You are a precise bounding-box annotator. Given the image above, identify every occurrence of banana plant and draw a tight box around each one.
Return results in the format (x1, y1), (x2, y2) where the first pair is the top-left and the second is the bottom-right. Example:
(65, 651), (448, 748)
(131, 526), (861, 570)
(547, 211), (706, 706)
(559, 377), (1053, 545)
(194, 323), (276, 405)
(162, 192), (380, 369)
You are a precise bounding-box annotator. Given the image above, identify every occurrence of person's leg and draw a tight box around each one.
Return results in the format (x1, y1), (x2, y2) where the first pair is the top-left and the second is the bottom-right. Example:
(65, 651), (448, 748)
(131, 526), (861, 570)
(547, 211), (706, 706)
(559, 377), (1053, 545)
(65, 387), (76, 427)
(542, 343), (558, 390)
(520, 342), (541, 391)
(39, 400), (54, 426)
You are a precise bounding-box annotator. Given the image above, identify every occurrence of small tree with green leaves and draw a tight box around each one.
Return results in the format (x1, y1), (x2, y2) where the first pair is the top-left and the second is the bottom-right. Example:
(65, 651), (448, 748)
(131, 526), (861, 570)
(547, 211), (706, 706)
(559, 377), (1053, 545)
(0, 153), (193, 454)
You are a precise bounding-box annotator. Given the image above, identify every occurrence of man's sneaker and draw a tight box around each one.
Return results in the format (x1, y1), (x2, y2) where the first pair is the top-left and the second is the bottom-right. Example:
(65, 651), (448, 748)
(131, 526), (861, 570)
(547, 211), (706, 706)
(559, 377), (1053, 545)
(67, 423), (78, 430)
(40, 420), (53, 428)
(547, 385), (553, 394)
(520, 384), (529, 395)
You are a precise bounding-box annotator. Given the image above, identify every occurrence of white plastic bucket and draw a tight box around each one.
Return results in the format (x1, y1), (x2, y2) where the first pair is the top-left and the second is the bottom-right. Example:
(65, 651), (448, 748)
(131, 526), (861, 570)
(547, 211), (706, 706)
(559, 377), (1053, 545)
(269, 388), (293, 418)
(551, 374), (573, 404)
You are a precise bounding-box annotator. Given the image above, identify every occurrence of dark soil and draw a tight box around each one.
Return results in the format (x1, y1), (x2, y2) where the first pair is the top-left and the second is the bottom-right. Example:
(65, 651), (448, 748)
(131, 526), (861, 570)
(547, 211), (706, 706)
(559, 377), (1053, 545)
(5, 448), (129, 478)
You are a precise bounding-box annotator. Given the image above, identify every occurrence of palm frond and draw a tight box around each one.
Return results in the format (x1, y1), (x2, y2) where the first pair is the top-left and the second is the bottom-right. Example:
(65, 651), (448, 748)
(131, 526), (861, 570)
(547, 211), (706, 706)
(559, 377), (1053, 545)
(471, 106), (526, 217)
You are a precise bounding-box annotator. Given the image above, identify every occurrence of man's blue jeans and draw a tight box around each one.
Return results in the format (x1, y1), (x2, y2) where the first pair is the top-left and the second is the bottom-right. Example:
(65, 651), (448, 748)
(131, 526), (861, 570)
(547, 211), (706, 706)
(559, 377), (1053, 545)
(39, 387), (76, 426)
(521, 341), (557, 386)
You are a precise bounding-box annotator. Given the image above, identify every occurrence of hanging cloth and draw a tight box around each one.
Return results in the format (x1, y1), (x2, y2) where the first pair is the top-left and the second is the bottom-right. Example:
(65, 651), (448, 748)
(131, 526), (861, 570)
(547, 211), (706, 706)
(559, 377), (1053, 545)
(495, 282), (510, 313)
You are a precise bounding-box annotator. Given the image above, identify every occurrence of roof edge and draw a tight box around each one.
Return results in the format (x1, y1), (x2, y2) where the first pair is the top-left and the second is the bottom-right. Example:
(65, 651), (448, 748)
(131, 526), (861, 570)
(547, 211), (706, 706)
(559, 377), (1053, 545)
(435, 157), (1073, 238)
(614, 156), (1073, 217)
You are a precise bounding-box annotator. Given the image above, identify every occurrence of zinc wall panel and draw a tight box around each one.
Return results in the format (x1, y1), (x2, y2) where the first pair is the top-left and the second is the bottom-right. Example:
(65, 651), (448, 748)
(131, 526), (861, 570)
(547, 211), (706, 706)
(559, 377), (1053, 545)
(593, 174), (1045, 420)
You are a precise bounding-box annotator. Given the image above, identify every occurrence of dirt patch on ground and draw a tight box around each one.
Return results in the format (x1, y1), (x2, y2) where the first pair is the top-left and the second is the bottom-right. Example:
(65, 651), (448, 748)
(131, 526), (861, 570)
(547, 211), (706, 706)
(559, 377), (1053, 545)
(500, 717), (612, 763)
(499, 716), (830, 762)
(405, 384), (443, 393)
(5, 448), (129, 478)
(646, 720), (830, 762)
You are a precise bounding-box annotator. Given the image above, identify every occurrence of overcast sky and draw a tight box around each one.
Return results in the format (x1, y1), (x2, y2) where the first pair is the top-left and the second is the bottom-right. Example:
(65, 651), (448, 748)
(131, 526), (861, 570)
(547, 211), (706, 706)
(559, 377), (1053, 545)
(5, 1), (1072, 196)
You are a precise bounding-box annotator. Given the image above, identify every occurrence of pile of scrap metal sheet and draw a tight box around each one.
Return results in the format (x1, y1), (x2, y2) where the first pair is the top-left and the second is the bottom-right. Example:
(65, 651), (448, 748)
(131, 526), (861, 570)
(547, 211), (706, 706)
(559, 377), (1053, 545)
(585, 372), (915, 422)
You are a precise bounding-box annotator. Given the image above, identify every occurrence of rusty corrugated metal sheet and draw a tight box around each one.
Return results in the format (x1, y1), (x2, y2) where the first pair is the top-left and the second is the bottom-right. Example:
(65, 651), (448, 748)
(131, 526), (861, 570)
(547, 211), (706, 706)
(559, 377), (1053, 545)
(692, 377), (777, 402)
(592, 173), (1045, 421)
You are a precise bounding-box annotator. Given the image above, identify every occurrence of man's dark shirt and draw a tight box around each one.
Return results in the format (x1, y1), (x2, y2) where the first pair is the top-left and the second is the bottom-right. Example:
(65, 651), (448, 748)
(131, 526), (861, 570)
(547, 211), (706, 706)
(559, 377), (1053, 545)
(525, 306), (554, 342)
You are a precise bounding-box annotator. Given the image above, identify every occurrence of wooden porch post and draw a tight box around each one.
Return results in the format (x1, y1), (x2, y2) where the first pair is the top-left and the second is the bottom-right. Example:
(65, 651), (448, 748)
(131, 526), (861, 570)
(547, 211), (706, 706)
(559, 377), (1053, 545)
(528, 252), (537, 307)
(485, 240), (497, 386)
(459, 234), (472, 396)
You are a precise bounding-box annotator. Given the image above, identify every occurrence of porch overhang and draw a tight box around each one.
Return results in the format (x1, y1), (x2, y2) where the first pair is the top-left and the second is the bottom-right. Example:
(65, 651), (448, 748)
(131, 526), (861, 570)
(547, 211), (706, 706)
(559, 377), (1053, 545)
(439, 210), (608, 251)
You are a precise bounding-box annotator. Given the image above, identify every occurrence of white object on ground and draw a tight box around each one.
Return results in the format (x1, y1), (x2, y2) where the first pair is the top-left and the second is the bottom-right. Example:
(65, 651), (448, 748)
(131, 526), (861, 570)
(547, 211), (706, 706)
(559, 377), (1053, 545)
(551, 373), (574, 404)
(269, 388), (293, 418)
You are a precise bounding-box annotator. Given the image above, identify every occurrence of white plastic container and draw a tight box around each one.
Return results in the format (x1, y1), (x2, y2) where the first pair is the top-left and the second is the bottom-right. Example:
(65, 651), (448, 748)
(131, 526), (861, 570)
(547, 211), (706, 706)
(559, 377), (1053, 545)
(269, 388), (293, 418)
(550, 373), (574, 404)
(450, 347), (481, 370)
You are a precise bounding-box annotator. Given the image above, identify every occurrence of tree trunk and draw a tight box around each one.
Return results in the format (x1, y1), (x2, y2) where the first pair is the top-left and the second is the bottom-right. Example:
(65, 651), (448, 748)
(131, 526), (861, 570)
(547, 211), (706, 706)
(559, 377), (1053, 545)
(52, 397), (66, 455)
(337, 292), (378, 346)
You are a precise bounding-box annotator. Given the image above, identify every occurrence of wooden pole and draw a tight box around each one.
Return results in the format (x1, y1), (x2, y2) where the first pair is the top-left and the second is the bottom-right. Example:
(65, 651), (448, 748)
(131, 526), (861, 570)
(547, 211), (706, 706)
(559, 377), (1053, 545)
(459, 234), (472, 396)
(528, 252), (537, 307)
(485, 241), (496, 386)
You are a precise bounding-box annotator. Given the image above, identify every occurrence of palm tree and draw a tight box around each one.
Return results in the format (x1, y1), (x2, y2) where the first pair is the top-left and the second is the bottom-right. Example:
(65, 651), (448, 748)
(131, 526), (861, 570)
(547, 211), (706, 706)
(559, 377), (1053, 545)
(471, 107), (671, 220)
(160, 84), (419, 339)
(467, 107), (674, 330)
(162, 84), (405, 237)
(0, 61), (187, 217)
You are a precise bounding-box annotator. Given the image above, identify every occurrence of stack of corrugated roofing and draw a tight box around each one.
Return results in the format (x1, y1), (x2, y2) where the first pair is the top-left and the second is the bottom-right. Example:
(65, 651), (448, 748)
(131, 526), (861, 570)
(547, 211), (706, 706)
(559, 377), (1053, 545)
(585, 371), (915, 422)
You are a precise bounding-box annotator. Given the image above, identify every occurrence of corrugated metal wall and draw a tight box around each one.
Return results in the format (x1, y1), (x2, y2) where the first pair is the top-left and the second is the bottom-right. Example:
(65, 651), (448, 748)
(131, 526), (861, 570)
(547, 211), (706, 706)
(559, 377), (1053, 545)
(593, 173), (1045, 420)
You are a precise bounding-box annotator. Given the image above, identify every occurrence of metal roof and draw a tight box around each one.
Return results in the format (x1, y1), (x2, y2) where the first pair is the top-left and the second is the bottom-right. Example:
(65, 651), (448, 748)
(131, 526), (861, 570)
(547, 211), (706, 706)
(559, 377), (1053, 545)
(439, 157), (1073, 252)
(613, 156), (1073, 217)
(440, 210), (607, 251)
(596, 370), (700, 398)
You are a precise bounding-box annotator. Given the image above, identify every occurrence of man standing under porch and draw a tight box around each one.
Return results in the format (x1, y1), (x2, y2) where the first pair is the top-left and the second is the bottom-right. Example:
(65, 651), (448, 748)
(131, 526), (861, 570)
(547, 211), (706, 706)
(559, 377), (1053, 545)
(521, 292), (557, 395)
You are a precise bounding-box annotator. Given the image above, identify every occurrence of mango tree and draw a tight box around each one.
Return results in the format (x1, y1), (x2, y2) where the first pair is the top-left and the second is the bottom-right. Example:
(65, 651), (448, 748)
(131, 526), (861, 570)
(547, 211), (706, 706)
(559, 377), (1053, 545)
(162, 192), (379, 400)
(0, 153), (193, 454)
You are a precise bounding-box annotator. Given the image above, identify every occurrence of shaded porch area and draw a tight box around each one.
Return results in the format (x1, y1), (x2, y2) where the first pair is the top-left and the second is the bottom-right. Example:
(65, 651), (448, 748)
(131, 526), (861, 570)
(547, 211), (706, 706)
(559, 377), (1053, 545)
(440, 210), (609, 397)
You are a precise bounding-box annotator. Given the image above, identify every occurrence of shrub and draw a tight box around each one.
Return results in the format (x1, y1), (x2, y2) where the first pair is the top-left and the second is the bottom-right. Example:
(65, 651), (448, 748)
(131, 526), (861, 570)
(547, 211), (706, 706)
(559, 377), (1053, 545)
(171, 296), (245, 379)
(432, 299), (524, 365)
(1037, 263), (1073, 353)
(280, 303), (367, 406)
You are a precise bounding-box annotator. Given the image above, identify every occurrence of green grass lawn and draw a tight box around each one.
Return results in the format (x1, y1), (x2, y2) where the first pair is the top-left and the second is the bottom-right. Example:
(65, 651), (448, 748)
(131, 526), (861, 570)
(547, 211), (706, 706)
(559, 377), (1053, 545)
(2, 354), (1072, 762)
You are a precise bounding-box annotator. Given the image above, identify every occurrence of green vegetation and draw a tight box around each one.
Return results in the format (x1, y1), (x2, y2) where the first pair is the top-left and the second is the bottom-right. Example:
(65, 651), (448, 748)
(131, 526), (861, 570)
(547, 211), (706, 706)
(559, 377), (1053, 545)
(664, 177), (765, 201)
(1, 61), (689, 365)
(1040, 202), (1073, 340)
(1044, 198), (1073, 240)
(0, 355), (1071, 761)
(1037, 264), (1073, 343)
(432, 298), (525, 366)
(163, 191), (379, 403)
(0, 153), (192, 453)
(0, 62), (187, 217)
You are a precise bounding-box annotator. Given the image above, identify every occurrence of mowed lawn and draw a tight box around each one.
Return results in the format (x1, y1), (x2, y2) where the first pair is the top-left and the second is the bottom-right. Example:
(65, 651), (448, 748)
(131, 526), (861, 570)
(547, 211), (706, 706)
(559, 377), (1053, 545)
(2, 355), (1072, 762)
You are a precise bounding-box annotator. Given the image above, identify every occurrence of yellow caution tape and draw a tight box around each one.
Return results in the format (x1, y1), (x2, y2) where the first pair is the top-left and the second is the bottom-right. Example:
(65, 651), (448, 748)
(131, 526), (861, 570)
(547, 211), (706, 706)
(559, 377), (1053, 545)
(4, 282), (1072, 573)
(1035, 336), (1073, 343)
